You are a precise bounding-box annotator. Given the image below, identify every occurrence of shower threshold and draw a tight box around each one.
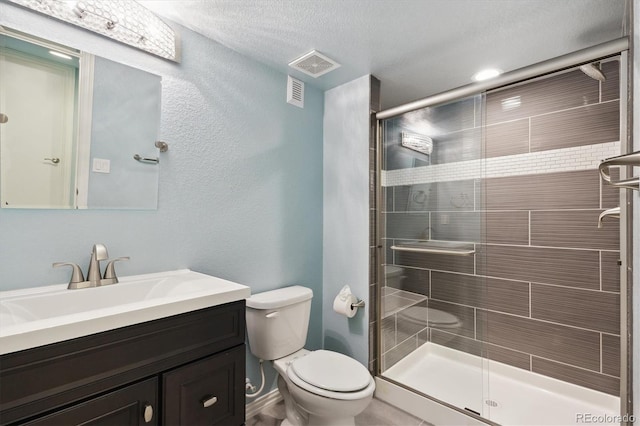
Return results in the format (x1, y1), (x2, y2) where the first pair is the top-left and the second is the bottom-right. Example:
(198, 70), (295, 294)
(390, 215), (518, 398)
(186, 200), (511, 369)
(382, 343), (619, 425)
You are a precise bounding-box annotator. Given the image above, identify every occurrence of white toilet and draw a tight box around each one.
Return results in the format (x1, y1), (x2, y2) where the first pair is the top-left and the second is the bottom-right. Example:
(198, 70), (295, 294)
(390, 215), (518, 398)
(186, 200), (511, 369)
(246, 286), (375, 426)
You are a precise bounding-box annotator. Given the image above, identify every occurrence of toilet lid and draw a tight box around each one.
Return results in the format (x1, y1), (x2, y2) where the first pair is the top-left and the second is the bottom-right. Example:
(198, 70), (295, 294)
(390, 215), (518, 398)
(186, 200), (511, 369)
(400, 307), (460, 326)
(290, 350), (371, 392)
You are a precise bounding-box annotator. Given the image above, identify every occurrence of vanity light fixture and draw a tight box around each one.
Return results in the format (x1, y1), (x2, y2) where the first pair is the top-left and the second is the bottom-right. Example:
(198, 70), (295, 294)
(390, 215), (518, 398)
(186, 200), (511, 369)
(7, 0), (178, 61)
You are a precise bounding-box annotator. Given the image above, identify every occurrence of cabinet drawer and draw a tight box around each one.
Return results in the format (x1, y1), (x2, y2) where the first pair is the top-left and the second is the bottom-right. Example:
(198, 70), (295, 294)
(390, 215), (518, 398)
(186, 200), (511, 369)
(23, 378), (158, 426)
(163, 345), (245, 426)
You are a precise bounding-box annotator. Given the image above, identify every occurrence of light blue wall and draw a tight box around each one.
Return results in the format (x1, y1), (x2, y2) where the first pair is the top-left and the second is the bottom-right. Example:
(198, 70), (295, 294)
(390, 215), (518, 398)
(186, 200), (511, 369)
(0, 2), (324, 393)
(322, 75), (371, 366)
(88, 56), (161, 209)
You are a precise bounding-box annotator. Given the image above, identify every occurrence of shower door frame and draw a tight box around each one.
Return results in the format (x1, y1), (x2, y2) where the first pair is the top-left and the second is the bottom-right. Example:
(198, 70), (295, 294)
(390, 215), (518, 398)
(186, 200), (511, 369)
(373, 38), (633, 425)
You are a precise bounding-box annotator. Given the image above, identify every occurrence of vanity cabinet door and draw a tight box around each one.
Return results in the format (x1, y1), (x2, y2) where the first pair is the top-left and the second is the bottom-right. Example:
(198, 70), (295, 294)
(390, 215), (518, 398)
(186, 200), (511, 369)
(163, 345), (245, 426)
(22, 378), (158, 426)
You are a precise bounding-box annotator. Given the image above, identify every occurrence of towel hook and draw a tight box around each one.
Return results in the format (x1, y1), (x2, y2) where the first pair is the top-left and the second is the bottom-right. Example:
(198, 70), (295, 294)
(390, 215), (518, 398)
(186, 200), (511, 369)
(155, 141), (169, 152)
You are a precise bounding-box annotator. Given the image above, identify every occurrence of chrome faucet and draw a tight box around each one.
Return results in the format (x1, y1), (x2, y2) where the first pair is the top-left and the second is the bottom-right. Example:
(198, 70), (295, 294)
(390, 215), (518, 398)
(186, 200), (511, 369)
(53, 244), (129, 289)
(87, 244), (109, 286)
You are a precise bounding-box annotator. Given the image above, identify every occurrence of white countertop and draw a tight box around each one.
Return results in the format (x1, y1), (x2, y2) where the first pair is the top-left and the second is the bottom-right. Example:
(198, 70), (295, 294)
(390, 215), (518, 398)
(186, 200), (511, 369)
(0, 269), (251, 355)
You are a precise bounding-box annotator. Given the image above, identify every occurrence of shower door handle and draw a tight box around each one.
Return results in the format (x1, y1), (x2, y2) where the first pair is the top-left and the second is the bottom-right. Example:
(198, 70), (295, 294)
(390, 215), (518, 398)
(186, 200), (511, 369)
(598, 150), (640, 190)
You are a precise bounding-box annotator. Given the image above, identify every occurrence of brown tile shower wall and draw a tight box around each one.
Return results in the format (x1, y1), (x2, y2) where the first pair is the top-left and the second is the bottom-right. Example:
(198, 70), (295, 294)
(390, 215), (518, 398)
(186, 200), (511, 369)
(379, 61), (621, 396)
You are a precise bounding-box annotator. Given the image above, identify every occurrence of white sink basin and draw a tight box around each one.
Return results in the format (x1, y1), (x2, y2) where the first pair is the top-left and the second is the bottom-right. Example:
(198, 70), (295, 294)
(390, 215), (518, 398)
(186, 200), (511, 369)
(0, 269), (251, 355)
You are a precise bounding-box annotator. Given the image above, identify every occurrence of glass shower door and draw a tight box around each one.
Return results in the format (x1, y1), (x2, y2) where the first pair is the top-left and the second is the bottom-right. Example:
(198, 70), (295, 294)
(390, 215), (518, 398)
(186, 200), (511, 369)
(377, 59), (625, 425)
(379, 94), (488, 417)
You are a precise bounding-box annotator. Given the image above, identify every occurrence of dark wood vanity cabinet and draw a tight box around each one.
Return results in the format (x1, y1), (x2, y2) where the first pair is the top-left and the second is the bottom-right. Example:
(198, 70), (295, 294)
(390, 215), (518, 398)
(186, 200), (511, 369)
(0, 301), (246, 426)
(163, 346), (245, 426)
(22, 378), (159, 426)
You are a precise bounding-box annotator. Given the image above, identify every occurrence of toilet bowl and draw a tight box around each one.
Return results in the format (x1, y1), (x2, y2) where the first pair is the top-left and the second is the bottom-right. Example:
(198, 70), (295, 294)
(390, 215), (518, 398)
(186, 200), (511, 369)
(273, 349), (375, 426)
(246, 286), (375, 426)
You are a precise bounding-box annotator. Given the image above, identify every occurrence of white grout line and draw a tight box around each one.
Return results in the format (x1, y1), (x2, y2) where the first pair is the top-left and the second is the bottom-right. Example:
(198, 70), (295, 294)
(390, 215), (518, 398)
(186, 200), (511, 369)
(599, 251), (603, 291)
(528, 283), (532, 317)
(528, 210), (531, 246)
(528, 117), (532, 152)
(600, 333), (603, 373)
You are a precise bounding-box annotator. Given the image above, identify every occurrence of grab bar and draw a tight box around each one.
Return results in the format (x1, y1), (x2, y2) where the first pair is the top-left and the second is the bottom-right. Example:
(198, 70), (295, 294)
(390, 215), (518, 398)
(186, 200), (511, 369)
(598, 150), (640, 190)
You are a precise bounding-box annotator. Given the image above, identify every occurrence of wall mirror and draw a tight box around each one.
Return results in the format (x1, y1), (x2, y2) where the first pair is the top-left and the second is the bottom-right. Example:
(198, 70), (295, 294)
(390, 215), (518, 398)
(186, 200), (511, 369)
(0, 27), (162, 210)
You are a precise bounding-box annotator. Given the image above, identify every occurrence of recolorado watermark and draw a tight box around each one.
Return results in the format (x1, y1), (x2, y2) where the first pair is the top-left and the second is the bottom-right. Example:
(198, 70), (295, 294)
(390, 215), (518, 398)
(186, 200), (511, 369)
(576, 413), (636, 423)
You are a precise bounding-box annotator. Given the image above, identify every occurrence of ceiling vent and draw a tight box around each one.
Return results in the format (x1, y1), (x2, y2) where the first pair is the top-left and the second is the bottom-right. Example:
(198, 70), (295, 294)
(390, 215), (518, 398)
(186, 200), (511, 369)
(289, 50), (341, 78)
(287, 75), (304, 108)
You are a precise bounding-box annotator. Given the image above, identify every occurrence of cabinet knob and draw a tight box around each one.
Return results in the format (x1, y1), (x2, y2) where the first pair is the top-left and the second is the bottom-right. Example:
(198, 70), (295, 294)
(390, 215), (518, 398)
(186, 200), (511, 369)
(143, 404), (153, 423)
(201, 395), (218, 408)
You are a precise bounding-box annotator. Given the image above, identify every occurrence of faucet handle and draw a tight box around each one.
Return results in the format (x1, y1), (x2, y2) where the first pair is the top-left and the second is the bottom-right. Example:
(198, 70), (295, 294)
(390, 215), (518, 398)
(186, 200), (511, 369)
(53, 262), (86, 288)
(102, 257), (130, 284)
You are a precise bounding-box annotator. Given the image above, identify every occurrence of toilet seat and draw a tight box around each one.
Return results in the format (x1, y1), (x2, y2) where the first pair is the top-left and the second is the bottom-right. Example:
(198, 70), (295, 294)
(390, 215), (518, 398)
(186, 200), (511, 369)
(286, 350), (375, 400)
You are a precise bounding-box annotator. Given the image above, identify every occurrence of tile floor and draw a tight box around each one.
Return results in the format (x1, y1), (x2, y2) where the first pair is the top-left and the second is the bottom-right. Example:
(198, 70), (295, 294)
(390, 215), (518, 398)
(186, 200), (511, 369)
(246, 397), (431, 426)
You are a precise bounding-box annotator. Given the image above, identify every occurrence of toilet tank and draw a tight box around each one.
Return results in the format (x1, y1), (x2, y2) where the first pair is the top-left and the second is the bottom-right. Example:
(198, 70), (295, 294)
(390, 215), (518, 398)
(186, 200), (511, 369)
(246, 286), (313, 360)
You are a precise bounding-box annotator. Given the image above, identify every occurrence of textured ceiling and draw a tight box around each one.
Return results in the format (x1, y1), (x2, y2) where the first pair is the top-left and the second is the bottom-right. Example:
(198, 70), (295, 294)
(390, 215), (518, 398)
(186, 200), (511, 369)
(139, 0), (627, 109)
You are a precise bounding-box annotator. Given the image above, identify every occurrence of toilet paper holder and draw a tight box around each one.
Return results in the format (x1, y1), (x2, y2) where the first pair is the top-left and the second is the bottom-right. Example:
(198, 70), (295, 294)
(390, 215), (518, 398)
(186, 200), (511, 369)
(351, 299), (365, 309)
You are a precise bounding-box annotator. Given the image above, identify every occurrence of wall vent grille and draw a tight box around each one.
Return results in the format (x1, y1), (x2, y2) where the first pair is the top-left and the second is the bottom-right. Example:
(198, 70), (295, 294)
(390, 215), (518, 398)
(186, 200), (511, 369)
(289, 50), (340, 78)
(287, 76), (304, 108)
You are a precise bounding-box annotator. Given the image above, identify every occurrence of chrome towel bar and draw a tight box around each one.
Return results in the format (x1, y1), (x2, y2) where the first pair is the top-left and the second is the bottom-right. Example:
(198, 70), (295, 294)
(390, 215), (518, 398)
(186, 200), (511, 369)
(133, 154), (159, 164)
(391, 241), (475, 256)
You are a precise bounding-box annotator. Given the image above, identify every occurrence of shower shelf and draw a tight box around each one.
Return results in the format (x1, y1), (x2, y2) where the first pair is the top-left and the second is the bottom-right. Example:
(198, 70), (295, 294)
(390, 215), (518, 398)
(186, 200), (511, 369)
(391, 241), (475, 256)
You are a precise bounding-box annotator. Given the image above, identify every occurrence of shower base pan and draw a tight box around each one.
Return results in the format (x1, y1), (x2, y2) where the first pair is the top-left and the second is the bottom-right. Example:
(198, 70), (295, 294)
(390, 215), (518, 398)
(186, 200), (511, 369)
(379, 343), (620, 426)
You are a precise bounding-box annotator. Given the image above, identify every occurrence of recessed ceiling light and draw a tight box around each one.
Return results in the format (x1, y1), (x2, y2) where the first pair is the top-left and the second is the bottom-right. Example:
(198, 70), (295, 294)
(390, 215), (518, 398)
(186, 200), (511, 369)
(472, 68), (502, 82)
(49, 50), (73, 60)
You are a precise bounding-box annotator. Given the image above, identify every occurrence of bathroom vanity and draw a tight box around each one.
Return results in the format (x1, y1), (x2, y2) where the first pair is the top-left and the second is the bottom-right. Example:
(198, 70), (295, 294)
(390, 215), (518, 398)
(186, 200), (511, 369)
(0, 270), (250, 425)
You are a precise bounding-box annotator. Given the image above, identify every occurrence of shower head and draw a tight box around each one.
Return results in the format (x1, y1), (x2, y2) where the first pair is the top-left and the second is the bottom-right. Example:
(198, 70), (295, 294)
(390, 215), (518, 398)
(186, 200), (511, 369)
(579, 63), (606, 82)
(401, 132), (433, 155)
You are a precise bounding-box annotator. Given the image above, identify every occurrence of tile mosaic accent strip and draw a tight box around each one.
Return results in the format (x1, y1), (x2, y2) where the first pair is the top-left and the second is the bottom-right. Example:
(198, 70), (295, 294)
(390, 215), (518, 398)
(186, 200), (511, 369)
(381, 141), (619, 187)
